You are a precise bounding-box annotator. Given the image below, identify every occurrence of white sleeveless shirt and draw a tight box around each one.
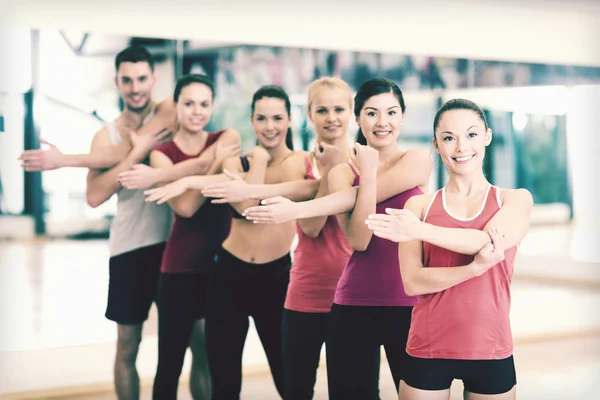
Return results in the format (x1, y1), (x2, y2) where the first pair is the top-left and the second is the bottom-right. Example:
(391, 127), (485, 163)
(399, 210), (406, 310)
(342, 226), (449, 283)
(105, 109), (173, 257)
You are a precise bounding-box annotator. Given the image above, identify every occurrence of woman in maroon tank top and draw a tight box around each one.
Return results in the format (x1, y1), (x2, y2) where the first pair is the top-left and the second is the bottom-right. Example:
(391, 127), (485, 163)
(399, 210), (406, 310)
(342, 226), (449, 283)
(148, 74), (241, 400)
(365, 99), (533, 399)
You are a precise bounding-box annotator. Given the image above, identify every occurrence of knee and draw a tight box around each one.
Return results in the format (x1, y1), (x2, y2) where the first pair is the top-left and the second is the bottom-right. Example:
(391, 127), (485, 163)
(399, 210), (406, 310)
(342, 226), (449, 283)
(116, 334), (142, 364)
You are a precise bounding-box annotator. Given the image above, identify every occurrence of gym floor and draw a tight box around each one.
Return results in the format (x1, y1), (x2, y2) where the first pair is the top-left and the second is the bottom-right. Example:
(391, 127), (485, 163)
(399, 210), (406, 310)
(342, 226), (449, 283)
(1, 224), (598, 399)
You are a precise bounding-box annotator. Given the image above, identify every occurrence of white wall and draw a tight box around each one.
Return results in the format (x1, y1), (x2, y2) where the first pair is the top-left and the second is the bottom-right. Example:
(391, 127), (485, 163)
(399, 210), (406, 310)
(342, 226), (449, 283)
(1, 0), (599, 67)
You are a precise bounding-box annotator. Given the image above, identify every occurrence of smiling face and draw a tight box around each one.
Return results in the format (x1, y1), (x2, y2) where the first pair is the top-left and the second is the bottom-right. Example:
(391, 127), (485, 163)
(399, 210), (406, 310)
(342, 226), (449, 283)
(308, 86), (352, 142)
(115, 61), (156, 113)
(251, 96), (291, 149)
(356, 91), (404, 149)
(176, 82), (214, 133)
(433, 109), (492, 176)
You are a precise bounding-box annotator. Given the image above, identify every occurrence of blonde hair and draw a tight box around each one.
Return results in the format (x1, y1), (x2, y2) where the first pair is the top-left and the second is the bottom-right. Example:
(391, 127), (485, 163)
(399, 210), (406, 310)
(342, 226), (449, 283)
(307, 77), (353, 112)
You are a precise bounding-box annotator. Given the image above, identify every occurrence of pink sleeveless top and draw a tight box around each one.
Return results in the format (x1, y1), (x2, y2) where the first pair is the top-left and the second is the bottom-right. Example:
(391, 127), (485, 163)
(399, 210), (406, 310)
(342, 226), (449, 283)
(333, 162), (421, 307)
(406, 185), (518, 360)
(285, 155), (354, 313)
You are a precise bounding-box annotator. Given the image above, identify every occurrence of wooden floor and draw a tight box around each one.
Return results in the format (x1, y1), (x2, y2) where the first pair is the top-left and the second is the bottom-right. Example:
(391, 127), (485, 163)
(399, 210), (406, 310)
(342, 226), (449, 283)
(0, 224), (599, 399)
(64, 336), (600, 400)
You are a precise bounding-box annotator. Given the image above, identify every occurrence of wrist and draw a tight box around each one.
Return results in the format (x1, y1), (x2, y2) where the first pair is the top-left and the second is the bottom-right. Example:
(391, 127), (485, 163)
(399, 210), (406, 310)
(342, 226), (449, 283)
(180, 176), (193, 189)
(249, 184), (263, 200)
(290, 202), (305, 220)
(60, 154), (75, 168)
(360, 173), (377, 183)
(155, 168), (166, 184)
(467, 261), (486, 277)
(254, 155), (270, 165)
(130, 147), (147, 163)
(416, 222), (432, 242)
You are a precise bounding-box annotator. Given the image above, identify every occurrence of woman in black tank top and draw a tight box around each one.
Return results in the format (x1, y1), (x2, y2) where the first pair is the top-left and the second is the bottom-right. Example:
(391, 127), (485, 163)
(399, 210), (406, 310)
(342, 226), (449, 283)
(204, 85), (306, 400)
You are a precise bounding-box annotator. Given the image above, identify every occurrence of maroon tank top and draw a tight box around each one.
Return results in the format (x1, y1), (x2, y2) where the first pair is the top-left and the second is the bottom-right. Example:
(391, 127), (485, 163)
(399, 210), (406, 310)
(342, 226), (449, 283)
(154, 130), (232, 273)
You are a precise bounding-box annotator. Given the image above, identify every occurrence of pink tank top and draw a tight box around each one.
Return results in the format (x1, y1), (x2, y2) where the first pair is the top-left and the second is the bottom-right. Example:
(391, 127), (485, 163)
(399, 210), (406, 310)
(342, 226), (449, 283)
(406, 185), (517, 360)
(333, 163), (421, 307)
(285, 155), (354, 313)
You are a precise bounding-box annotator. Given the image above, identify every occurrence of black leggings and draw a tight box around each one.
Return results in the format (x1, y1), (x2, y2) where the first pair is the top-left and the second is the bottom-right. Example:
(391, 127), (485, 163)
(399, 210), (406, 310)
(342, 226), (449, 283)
(281, 309), (330, 400)
(205, 249), (290, 400)
(326, 303), (413, 400)
(152, 272), (210, 400)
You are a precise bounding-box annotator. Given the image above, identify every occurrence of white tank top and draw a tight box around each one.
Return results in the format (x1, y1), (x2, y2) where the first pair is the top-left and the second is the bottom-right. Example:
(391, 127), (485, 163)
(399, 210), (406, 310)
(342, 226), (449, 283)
(106, 108), (173, 257)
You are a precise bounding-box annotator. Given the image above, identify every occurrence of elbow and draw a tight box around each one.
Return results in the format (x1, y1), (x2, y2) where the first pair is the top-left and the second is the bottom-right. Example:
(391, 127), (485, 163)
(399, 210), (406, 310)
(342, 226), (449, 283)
(86, 192), (104, 209)
(349, 239), (369, 252)
(348, 231), (372, 251)
(403, 282), (417, 297)
(402, 280), (419, 297)
(175, 206), (195, 219)
(302, 227), (321, 239)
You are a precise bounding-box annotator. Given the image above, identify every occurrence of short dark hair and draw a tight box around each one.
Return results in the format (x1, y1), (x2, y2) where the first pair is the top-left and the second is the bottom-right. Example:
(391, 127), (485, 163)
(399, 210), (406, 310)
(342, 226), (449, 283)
(173, 74), (215, 102)
(115, 45), (155, 72)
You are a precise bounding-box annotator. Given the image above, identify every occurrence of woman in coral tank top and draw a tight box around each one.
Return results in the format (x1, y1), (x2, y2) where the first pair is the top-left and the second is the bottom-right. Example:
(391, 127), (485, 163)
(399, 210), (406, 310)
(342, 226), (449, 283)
(366, 99), (534, 399)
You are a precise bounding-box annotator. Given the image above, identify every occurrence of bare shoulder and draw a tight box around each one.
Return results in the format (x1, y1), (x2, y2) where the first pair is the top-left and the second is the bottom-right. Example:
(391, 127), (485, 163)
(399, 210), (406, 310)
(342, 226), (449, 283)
(90, 126), (111, 149)
(220, 128), (241, 143)
(155, 96), (176, 113)
(279, 150), (309, 180)
(399, 147), (434, 164)
(405, 192), (435, 221)
(150, 149), (174, 168)
(283, 150), (309, 166)
(499, 187), (534, 207)
(328, 161), (354, 185)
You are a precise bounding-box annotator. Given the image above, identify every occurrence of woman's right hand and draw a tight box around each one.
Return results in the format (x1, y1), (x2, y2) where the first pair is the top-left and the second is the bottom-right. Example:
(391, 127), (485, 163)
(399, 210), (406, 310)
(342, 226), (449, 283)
(243, 146), (271, 162)
(314, 141), (344, 172)
(143, 177), (190, 204)
(117, 164), (161, 190)
(202, 169), (252, 204)
(242, 196), (298, 224)
(350, 142), (378, 178)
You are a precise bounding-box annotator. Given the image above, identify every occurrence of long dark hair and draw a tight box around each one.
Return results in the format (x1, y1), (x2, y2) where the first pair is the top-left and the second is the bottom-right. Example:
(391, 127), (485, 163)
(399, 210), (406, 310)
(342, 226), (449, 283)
(251, 85), (294, 150)
(354, 78), (406, 145)
(173, 73), (214, 102)
(433, 98), (488, 139)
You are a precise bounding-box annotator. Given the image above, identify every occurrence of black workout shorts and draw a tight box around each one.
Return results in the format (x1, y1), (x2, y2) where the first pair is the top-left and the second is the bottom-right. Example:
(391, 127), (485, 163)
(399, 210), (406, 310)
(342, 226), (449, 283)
(105, 242), (165, 325)
(402, 353), (517, 395)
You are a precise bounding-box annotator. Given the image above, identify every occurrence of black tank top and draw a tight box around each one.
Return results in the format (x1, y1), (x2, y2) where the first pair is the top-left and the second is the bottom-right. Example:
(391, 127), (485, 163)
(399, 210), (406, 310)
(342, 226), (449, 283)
(230, 156), (250, 219)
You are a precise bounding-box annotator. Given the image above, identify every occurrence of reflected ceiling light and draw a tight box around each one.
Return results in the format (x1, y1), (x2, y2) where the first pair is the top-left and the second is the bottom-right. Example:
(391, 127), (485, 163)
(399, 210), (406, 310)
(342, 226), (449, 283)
(512, 112), (528, 132)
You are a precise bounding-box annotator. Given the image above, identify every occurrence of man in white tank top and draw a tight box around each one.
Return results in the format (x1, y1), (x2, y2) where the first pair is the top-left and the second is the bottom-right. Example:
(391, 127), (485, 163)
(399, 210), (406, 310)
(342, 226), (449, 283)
(19, 45), (175, 400)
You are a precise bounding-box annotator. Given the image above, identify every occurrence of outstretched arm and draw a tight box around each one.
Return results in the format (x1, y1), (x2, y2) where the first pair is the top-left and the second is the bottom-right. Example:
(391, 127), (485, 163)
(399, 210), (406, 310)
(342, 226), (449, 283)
(201, 152), (317, 204)
(149, 149), (223, 218)
(117, 129), (241, 190)
(398, 199), (507, 296)
(244, 147), (434, 224)
(20, 97), (177, 171)
(143, 170), (248, 205)
(85, 128), (160, 208)
(366, 188), (533, 255)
